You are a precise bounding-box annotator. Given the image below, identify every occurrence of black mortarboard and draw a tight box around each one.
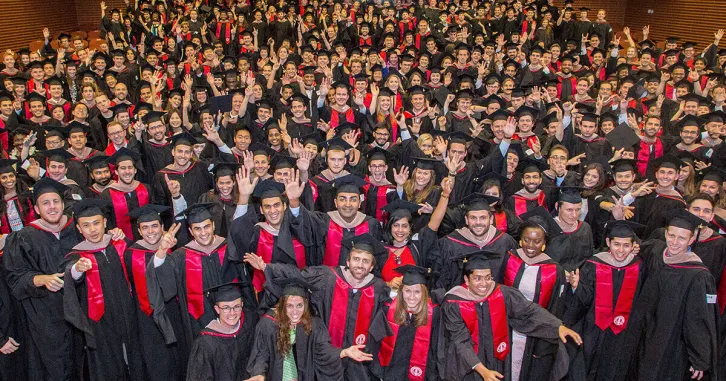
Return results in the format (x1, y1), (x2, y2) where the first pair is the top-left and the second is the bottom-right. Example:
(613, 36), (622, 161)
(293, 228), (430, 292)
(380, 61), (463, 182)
(395, 265), (429, 286)
(412, 157), (438, 170)
(85, 155), (110, 170)
(663, 208), (707, 232)
(332, 174), (366, 195)
(141, 110), (166, 124)
(455, 250), (499, 273)
(382, 199), (421, 219)
(271, 155), (296, 171)
(176, 202), (215, 224)
(447, 131), (474, 144)
(682, 41), (697, 49)
(510, 88), (525, 98)
(478, 172), (509, 187)
(366, 147), (395, 163)
(171, 132), (199, 147)
(73, 199), (111, 219)
(249, 142), (275, 157)
(32, 177), (68, 202)
(700, 166), (726, 183)
(348, 233), (387, 257)
(557, 186), (584, 203)
(67, 121), (89, 135)
(605, 220), (646, 239)
(676, 114), (702, 130)
(211, 162), (239, 178)
(204, 281), (246, 304)
(274, 277), (315, 298)
(653, 153), (683, 170)
(599, 112), (618, 125)
(45, 148), (74, 163)
(611, 159), (638, 173)
(252, 179), (285, 199)
(300, 132), (323, 147)
(514, 106), (539, 119)
(575, 103), (595, 113)
(519, 206), (562, 235)
(109, 147), (141, 166)
(520, 157), (548, 174)
(0, 159), (18, 174)
(26, 92), (47, 104)
(488, 109), (511, 122)
(581, 112), (599, 123)
(128, 204), (170, 223)
(704, 111), (726, 124)
(606, 123), (641, 150)
(321, 137), (353, 152)
(110, 103), (131, 115)
(459, 193), (498, 211)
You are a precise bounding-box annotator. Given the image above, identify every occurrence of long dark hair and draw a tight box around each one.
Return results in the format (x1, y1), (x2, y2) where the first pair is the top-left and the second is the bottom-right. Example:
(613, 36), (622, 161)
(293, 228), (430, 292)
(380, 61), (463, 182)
(383, 212), (412, 244)
(275, 295), (313, 357)
(0, 169), (31, 215)
(581, 163), (608, 198)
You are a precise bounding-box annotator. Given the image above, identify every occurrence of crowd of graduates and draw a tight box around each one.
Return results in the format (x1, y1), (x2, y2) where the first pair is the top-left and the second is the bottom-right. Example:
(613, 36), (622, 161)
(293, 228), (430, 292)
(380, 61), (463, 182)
(2, 0), (726, 380)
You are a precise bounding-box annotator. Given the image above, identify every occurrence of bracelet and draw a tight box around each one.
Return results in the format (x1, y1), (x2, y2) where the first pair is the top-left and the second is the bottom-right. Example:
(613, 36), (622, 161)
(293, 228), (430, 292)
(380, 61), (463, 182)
(448, 172), (457, 177)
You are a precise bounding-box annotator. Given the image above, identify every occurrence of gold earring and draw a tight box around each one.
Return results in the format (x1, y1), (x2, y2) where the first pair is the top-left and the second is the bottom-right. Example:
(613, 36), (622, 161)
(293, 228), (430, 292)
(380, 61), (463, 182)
(541, 244), (546, 251)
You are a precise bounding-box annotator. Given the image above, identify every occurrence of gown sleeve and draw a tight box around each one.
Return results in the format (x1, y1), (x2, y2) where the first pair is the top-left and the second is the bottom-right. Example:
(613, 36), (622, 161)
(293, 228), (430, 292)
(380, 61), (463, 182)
(145, 253), (179, 345)
(504, 287), (561, 343)
(683, 271), (719, 373)
(442, 300), (481, 370)
(185, 338), (215, 381)
(563, 262), (595, 326)
(246, 317), (273, 377)
(311, 319), (345, 379)
(3, 232), (49, 300)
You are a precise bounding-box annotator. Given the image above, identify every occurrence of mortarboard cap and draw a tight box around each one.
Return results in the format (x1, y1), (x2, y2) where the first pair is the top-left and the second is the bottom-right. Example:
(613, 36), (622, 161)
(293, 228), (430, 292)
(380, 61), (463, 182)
(606, 123), (641, 150)
(84, 155), (109, 170)
(663, 208), (707, 233)
(128, 204), (170, 223)
(252, 179), (285, 199)
(73, 198), (111, 219)
(395, 265), (430, 286)
(412, 157), (439, 170)
(32, 177), (68, 202)
(176, 202), (215, 224)
(274, 277), (316, 298)
(382, 199), (421, 219)
(171, 131), (199, 147)
(109, 147), (140, 166)
(204, 281), (247, 304)
(519, 206), (563, 236)
(557, 186), (584, 204)
(459, 193), (498, 212)
(605, 220), (646, 239)
(332, 174), (367, 195)
(520, 157), (548, 174)
(653, 153), (683, 170)
(366, 147), (395, 163)
(141, 110), (165, 124)
(212, 162), (239, 178)
(44, 148), (74, 163)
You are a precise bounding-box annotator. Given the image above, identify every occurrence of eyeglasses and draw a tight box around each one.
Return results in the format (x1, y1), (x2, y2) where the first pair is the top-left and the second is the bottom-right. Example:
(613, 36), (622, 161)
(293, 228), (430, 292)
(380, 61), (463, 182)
(370, 164), (386, 170)
(218, 305), (243, 313)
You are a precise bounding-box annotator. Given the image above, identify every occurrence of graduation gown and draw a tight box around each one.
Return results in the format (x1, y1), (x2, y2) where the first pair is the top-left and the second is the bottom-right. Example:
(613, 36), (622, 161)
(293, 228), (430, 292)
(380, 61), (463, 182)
(62, 237), (145, 381)
(0, 250), (27, 381)
(297, 207), (383, 267)
(246, 314), (344, 381)
(637, 191), (686, 236)
(139, 139), (173, 184)
(3, 219), (82, 381)
(362, 179), (396, 222)
(123, 241), (185, 381)
(562, 253), (645, 381)
(147, 238), (234, 351)
(100, 182), (153, 240)
(631, 242), (719, 381)
(380, 226), (438, 283)
(262, 264), (390, 381)
(547, 221), (595, 272)
(153, 162), (214, 207)
(368, 300), (444, 381)
(435, 227), (518, 290)
(227, 207), (318, 294)
(185, 309), (259, 381)
(499, 251), (568, 380)
(197, 192), (237, 238)
(66, 149), (102, 187)
(505, 189), (550, 218)
(441, 285), (564, 381)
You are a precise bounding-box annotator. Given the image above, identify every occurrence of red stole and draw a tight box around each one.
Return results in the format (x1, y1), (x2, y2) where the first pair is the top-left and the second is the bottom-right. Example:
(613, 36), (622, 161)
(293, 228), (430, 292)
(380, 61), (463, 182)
(493, 210), (508, 233)
(362, 181), (392, 221)
(330, 108), (355, 130)
(323, 220), (369, 266)
(109, 185), (150, 238)
(637, 139), (663, 176)
(512, 191), (547, 216)
(359, 36), (372, 46)
(591, 260), (640, 334)
(253, 229), (306, 292)
(449, 286), (510, 360)
(381, 246), (416, 282)
(328, 269), (376, 348)
(185, 245), (226, 319)
(503, 253), (558, 308)
(78, 240), (129, 321)
(216, 22), (231, 44)
(377, 300), (434, 381)
(130, 248), (158, 315)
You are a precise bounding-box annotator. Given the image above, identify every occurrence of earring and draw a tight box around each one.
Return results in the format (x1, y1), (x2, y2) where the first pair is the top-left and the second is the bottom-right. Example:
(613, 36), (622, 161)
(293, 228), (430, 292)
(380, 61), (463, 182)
(541, 244), (546, 251)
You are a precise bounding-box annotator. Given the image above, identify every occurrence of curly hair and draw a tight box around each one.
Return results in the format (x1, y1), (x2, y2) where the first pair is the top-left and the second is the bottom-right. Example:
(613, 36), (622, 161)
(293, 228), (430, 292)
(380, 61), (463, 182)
(275, 295), (313, 357)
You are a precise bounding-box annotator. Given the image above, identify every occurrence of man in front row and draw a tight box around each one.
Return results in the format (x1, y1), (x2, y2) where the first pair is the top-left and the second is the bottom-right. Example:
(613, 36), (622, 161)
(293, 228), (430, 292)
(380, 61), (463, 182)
(442, 251), (582, 381)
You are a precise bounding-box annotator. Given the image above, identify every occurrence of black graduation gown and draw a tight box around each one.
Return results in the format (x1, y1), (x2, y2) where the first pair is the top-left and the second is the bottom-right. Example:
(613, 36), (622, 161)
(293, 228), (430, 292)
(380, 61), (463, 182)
(123, 242), (185, 381)
(630, 242), (719, 381)
(246, 314), (344, 381)
(197, 191), (237, 238)
(434, 228), (518, 290)
(562, 255), (646, 381)
(262, 264), (390, 381)
(504, 190), (551, 218)
(362, 181), (397, 223)
(0, 251), (27, 381)
(368, 301), (444, 381)
(498, 252), (568, 380)
(62, 239), (144, 381)
(397, 187), (443, 234)
(99, 183), (154, 240)
(146, 240), (235, 352)
(636, 192), (687, 237)
(441, 285), (564, 381)
(296, 207), (383, 267)
(547, 221), (595, 272)
(185, 308), (259, 381)
(66, 150), (102, 187)
(3, 220), (82, 381)
(153, 162), (214, 207)
(139, 139), (173, 184)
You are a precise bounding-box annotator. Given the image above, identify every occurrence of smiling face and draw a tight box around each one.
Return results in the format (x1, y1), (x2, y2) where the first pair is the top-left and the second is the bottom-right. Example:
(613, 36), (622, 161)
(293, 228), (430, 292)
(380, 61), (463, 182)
(390, 216), (411, 244)
(334, 192), (361, 219)
(656, 166), (678, 187)
(522, 171), (542, 193)
(402, 284), (423, 311)
(285, 295), (305, 325)
(138, 220), (163, 245)
(0, 172), (16, 191)
(261, 196), (286, 229)
(346, 249), (375, 280)
(465, 209), (492, 237)
(699, 180), (720, 198)
(583, 168), (600, 189)
(689, 199), (715, 222)
(189, 219), (215, 246)
(665, 226), (696, 256)
(520, 226), (545, 258)
(35, 192), (64, 224)
(465, 269), (494, 297)
(215, 298), (243, 328)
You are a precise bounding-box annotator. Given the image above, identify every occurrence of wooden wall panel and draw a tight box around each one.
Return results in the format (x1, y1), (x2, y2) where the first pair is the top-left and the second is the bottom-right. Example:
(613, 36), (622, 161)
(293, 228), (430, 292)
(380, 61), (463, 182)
(0, 0), (79, 52)
(76, 0), (127, 31)
(623, 0), (726, 48)
(553, 0), (627, 30)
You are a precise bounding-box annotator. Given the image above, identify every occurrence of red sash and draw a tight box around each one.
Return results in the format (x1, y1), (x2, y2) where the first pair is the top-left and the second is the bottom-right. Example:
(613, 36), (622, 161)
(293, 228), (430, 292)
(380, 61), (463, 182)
(512, 192), (546, 216)
(79, 239), (129, 321)
(308, 179), (319, 202)
(253, 229), (275, 292)
(323, 220), (369, 266)
(216, 22), (231, 44)
(493, 211), (507, 233)
(637, 139), (663, 177)
(592, 260), (640, 334)
(185, 245), (226, 319)
(292, 238), (306, 269)
(378, 300), (434, 381)
(130, 249), (154, 315)
(449, 286), (510, 360)
(330, 108), (355, 130)
(381, 246), (416, 282)
(110, 185), (150, 238)
(503, 254), (558, 308)
(363, 182), (392, 221)
(328, 269), (376, 348)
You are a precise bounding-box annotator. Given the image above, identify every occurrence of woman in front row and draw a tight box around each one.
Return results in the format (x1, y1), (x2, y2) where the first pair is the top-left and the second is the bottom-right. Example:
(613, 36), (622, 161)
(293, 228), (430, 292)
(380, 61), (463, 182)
(245, 278), (372, 381)
(369, 265), (443, 381)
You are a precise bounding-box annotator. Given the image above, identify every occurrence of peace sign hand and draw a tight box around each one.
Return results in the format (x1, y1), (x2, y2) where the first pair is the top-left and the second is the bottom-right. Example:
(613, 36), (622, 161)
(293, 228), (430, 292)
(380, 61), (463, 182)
(157, 223), (181, 257)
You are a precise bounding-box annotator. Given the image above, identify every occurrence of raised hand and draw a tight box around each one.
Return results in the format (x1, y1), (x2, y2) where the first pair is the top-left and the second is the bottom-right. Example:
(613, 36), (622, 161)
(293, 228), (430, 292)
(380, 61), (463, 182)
(434, 135), (447, 155)
(235, 166), (259, 197)
(243, 253), (266, 271)
(164, 174), (181, 198)
(284, 169), (305, 200)
(393, 166), (410, 186)
(441, 176), (454, 198)
(503, 116), (517, 139)
(296, 150), (314, 172)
